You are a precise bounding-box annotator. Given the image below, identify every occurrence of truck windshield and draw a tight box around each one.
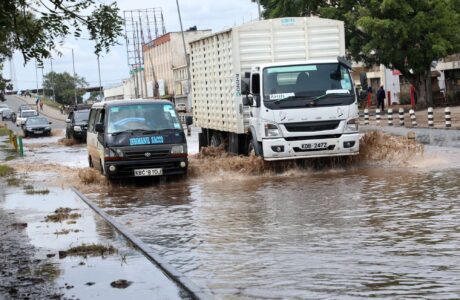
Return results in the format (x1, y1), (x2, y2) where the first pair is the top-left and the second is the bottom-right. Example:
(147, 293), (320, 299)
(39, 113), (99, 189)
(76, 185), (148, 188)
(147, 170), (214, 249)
(107, 103), (181, 134)
(263, 63), (354, 108)
(74, 110), (90, 123)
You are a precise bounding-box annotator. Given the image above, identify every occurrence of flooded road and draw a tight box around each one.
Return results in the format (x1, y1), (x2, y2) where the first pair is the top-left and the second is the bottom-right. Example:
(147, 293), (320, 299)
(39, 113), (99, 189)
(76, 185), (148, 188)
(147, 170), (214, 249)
(3, 116), (460, 299)
(87, 147), (460, 298)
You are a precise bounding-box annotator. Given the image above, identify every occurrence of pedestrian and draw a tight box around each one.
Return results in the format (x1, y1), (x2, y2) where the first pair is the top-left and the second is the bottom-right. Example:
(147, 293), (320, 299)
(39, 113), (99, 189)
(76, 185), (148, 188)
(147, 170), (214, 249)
(39, 99), (44, 111)
(35, 95), (40, 111)
(377, 85), (386, 111)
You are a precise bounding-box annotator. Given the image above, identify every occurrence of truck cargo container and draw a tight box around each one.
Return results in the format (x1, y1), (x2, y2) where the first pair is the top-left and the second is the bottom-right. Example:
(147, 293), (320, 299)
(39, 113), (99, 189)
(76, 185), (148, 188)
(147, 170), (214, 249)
(190, 17), (359, 160)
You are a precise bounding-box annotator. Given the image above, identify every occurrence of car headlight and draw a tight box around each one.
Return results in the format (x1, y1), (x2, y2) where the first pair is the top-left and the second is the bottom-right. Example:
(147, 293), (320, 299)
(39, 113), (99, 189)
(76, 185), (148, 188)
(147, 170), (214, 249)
(45, 126), (51, 130)
(345, 118), (359, 133)
(74, 126), (82, 132)
(264, 123), (282, 138)
(171, 145), (185, 154)
(104, 148), (124, 160)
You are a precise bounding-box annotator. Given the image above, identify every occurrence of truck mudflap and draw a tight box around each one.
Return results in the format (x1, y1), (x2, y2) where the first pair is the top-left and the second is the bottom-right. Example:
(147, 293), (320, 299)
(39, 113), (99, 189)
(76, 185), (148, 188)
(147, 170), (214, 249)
(261, 133), (359, 161)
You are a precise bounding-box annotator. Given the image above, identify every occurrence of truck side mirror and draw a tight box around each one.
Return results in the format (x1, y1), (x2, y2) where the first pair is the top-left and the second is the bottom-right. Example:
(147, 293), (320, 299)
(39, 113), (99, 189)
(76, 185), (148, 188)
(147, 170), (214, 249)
(243, 94), (254, 106)
(185, 115), (193, 126)
(241, 79), (250, 95)
(95, 123), (104, 133)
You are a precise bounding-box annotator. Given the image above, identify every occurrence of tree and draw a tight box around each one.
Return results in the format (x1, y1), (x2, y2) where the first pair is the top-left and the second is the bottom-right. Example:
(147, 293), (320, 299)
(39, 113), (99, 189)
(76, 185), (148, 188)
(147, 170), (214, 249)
(43, 71), (88, 105)
(0, 0), (123, 64)
(257, 0), (460, 107)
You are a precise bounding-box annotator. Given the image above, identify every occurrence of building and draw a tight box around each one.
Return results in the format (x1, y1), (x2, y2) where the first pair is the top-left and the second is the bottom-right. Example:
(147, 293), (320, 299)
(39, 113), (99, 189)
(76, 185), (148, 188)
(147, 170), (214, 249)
(103, 77), (136, 100)
(142, 28), (211, 105)
(173, 64), (190, 110)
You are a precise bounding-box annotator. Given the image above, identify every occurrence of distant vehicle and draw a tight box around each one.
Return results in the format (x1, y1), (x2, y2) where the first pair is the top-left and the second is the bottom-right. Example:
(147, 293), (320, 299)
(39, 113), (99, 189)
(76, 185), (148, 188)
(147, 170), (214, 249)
(23, 116), (52, 137)
(0, 104), (9, 115)
(87, 99), (191, 179)
(18, 105), (33, 113)
(175, 103), (187, 113)
(1, 109), (14, 121)
(16, 109), (38, 127)
(66, 109), (90, 141)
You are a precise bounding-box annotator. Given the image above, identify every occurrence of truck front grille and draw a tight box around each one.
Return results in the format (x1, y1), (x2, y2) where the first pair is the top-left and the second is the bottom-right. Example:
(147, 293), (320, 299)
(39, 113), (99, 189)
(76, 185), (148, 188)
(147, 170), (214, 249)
(284, 120), (341, 132)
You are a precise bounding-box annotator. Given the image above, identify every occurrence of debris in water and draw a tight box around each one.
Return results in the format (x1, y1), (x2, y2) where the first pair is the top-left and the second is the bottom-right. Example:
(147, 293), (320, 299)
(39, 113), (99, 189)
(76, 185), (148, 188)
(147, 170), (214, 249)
(10, 223), (28, 229)
(110, 279), (132, 289)
(54, 229), (80, 235)
(45, 208), (81, 223)
(25, 188), (50, 195)
(0, 164), (14, 177)
(6, 176), (23, 186)
(46, 254), (56, 258)
(85, 282), (95, 286)
(66, 220), (77, 225)
(60, 244), (117, 258)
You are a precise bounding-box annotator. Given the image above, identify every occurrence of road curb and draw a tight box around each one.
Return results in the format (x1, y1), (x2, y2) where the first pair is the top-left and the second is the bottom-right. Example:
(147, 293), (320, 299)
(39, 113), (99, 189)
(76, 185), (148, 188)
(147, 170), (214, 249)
(71, 187), (213, 300)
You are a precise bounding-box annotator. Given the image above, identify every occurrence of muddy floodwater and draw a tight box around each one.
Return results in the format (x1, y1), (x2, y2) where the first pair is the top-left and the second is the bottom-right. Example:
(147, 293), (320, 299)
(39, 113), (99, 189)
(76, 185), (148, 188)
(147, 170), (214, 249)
(86, 142), (460, 299)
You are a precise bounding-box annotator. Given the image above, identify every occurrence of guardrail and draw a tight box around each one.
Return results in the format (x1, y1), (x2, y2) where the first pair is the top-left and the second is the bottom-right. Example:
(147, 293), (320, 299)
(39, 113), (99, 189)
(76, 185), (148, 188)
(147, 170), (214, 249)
(360, 107), (458, 129)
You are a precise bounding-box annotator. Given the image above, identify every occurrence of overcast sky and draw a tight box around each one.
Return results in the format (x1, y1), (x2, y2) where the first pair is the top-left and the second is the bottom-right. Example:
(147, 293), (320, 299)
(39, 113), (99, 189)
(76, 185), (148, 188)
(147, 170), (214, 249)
(4, 0), (260, 91)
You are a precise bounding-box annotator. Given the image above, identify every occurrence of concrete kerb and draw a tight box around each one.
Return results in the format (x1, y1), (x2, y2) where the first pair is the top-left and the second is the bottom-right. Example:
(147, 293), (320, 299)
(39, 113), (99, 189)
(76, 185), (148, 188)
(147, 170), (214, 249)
(71, 187), (213, 300)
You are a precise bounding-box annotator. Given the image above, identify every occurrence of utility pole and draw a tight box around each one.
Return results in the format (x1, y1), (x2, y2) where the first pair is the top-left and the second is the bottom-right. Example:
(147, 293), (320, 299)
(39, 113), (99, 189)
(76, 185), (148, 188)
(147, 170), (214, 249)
(71, 48), (77, 105)
(176, 0), (192, 105)
(35, 60), (39, 94)
(97, 55), (102, 100)
(50, 57), (56, 102)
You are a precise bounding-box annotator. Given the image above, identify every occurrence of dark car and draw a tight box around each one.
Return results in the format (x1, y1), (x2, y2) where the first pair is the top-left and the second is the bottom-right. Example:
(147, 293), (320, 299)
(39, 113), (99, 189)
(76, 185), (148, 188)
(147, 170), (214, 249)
(23, 117), (52, 137)
(66, 109), (90, 141)
(1, 109), (15, 121)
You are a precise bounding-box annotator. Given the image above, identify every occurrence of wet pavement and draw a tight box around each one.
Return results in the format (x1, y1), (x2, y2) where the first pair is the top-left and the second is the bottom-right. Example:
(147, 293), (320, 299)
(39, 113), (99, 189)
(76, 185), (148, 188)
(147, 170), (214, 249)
(2, 97), (460, 299)
(0, 182), (191, 299)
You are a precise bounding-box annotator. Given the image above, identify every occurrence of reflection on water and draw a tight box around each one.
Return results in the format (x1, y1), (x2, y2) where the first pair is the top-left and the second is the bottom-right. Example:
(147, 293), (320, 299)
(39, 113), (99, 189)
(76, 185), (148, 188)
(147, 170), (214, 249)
(93, 166), (460, 299)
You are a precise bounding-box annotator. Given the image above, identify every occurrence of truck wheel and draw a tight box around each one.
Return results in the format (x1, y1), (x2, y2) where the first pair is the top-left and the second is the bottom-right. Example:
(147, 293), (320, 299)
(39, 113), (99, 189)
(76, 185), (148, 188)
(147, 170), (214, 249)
(210, 134), (221, 147)
(248, 139), (256, 156)
(248, 138), (263, 157)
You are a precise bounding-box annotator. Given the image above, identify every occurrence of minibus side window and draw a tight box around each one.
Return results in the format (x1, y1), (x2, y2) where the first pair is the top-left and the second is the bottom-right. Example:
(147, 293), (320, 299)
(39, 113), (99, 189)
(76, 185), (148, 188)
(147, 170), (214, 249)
(88, 109), (97, 132)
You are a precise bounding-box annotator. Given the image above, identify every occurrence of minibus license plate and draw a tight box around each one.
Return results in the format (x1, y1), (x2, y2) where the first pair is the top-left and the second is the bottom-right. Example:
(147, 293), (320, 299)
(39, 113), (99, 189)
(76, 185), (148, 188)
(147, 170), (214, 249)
(134, 168), (163, 177)
(301, 142), (327, 150)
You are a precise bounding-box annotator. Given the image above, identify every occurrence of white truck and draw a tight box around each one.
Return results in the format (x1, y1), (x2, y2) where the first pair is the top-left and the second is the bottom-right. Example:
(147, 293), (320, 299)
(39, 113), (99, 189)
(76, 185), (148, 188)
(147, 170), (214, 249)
(190, 17), (359, 160)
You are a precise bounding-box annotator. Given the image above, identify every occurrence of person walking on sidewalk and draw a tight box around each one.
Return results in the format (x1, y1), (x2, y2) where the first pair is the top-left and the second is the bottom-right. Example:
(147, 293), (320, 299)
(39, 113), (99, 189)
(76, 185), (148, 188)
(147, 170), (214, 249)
(35, 95), (40, 112)
(377, 85), (386, 111)
(39, 99), (44, 111)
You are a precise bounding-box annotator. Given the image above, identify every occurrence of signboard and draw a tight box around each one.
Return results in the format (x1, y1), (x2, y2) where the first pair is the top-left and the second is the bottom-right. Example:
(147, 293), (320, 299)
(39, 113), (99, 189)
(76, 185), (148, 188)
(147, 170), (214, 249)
(147, 81), (154, 98)
(158, 79), (165, 96)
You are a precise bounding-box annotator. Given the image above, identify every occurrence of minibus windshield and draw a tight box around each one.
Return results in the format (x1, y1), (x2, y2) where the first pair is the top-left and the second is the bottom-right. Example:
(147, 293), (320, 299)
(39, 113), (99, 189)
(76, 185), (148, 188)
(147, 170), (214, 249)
(107, 103), (181, 134)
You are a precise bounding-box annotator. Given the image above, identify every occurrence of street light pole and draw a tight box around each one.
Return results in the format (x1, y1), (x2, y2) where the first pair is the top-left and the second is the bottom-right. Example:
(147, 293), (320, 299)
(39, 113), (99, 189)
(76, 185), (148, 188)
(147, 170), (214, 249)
(97, 55), (102, 101)
(176, 0), (192, 109)
(71, 48), (77, 106)
(50, 57), (56, 102)
(35, 60), (39, 94)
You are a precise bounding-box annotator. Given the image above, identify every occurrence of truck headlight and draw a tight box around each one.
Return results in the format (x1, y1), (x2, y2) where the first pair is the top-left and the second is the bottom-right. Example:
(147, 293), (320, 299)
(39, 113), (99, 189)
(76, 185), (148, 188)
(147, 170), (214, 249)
(345, 118), (359, 133)
(264, 123), (282, 138)
(104, 148), (123, 160)
(171, 145), (185, 154)
(74, 125), (82, 132)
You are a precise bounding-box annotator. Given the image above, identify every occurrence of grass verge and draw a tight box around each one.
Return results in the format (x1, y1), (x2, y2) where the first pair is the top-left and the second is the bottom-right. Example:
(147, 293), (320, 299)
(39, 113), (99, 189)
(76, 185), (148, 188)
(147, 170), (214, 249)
(0, 164), (14, 177)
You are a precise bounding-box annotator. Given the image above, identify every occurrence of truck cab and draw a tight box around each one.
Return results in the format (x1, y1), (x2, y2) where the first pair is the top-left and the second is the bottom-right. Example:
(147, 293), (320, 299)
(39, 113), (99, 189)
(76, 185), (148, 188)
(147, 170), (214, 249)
(242, 59), (359, 160)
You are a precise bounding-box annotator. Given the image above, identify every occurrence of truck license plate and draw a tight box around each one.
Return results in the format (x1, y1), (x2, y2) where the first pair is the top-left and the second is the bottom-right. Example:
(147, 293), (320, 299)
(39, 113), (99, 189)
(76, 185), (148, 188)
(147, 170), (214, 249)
(134, 168), (163, 177)
(301, 142), (328, 150)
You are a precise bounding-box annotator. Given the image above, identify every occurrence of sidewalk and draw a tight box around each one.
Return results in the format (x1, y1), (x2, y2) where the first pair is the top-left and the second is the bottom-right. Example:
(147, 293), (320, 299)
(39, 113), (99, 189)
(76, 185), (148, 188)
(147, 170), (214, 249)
(14, 95), (66, 122)
(361, 105), (460, 129)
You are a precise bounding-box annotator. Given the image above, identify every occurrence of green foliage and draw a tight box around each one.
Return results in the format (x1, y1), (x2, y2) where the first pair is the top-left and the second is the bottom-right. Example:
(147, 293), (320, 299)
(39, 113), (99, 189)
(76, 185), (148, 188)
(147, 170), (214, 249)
(255, 0), (333, 18)
(0, 1), (123, 64)
(42, 71), (88, 105)
(258, 0), (460, 106)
